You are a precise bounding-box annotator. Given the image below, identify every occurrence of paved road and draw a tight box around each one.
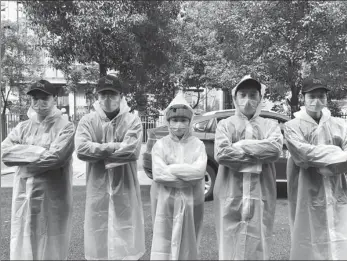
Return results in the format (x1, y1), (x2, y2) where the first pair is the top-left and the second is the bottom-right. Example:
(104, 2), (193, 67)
(1, 185), (291, 260)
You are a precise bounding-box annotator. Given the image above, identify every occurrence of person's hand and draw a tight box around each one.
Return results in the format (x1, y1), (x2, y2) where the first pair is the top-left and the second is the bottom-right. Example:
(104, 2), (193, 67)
(233, 139), (255, 150)
(165, 155), (176, 165)
(318, 166), (335, 177)
(106, 142), (120, 154)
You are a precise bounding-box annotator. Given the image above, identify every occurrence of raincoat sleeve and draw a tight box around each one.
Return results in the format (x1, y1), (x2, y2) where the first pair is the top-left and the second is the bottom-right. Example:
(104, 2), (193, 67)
(214, 120), (256, 171)
(317, 122), (347, 176)
(169, 141), (207, 182)
(2, 122), (46, 166)
(284, 122), (347, 169)
(238, 121), (283, 163)
(152, 140), (189, 189)
(104, 116), (142, 168)
(75, 116), (117, 162)
(22, 122), (75, 176)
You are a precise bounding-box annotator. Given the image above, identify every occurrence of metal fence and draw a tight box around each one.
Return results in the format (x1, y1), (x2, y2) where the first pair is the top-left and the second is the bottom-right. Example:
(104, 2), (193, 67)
(337, 113), (347, 119)
(1, 113), (165, 143)
(2, 112), (346, 142)
(140, 115), (165, 142)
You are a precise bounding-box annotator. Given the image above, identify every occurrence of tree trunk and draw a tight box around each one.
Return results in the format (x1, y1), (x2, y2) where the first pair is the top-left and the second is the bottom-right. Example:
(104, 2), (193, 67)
(287, 58), (300, 118)
(73, 89), (77, 124)
(1, 112), (7, 141)
(192, 90), (201, 109)
(222, 87), (233, 109)
(290, 83), (300, 118)
(99, 63), (107, 77)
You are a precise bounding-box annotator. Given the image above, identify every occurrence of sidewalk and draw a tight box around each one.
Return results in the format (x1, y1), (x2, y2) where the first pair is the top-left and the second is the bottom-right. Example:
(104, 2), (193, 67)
(1, 144), (152, 188)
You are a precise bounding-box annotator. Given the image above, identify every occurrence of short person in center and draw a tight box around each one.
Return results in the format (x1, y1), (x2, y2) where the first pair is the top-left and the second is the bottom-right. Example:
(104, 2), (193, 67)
(214, 75), (283, 260)
(150, 91), (207, 260)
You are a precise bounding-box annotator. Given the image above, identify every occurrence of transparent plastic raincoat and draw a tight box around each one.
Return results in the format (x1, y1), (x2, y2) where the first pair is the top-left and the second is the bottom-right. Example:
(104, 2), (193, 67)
(150, 92), (207, 260)
(1, 106), (74, 260)
(214, 77), (283, 260)
(75, 98), (145, 260)
(284, 107), (347, 260)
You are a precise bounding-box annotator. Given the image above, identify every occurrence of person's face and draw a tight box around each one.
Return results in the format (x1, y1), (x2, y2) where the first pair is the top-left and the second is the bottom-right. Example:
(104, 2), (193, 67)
(169, 117), (190, 138)
(304, 89), (328, 113)
(98, 90), (122, 112)
(30, 91), (55, 116)
(235, 86), (261, 117)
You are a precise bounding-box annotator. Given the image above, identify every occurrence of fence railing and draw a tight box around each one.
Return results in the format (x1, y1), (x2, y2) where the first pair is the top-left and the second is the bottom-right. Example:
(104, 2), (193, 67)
(1, 113), (165, 143)
(3, 111), (346, 142)
(337, 113), (347, 119)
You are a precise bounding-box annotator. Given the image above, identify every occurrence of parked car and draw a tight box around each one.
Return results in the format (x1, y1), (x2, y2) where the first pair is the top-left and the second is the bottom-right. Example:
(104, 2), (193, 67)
(143, 109), (291, 201)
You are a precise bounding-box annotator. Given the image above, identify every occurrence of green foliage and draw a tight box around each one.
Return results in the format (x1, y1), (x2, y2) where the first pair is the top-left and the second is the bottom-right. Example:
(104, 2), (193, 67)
(22, 1), (182, 113)
(1, 20), (44, 115)
(327, 100), (342, 117)
(21, 1), (347, 116)
(210, 1), (347, 116)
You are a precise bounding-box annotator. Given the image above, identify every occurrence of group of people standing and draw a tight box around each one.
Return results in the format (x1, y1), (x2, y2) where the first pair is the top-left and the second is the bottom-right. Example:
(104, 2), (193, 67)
(2, 73), (347, 260)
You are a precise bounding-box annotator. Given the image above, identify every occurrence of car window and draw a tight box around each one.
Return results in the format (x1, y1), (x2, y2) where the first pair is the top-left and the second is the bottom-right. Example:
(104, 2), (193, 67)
(208, 119), (217, 133)
(210, 117), (228, 132)
(193, 120), (210, 132)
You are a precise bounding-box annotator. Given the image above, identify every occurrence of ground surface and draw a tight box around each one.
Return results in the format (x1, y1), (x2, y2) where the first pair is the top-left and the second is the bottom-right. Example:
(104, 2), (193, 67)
(1, 185), (291, 260)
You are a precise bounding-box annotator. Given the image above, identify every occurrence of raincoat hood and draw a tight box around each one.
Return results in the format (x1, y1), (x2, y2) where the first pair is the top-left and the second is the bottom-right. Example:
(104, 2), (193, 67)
(294, 106), (331, 125)
(231, 75), (266, 120)
(93, 96), (130, 122)
(164, 91), (194, 141)
(27, 105), (62, 123)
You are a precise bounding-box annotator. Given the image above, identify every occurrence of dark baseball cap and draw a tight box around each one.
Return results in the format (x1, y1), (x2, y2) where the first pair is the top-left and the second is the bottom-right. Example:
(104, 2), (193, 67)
(27, 80), (57, 96)
(302, 78), (330, 94)
(235, 75), (262, 94)
(96, 74), (123, 93)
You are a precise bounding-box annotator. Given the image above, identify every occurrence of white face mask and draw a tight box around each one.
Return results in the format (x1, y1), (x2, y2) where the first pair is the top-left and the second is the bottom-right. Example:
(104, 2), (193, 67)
(169, 121), (189, 138)
(31, 97), (55, 116)
(305, 98), (327, 113)
(99, 97), (121, 113)
(237, 98), (259, 115)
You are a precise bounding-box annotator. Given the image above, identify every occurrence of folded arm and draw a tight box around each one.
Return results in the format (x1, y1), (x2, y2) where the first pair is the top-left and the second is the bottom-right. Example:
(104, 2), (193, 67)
(214, 121), (255, 171)
(318, 124), (347, 176)
(105, 116), (142, 165)
(2, 122), (46, 166)
(240, 122), (283, 163)
(284, 123), (347, 169)
(75, 117), (116, 162)
(152, 142), (189, 189)
(169, 142), (207, 182)
(24, 123), (75, 175)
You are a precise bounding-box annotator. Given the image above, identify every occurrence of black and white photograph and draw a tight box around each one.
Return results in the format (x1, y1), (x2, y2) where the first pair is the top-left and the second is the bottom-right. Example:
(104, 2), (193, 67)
(1, 1), (347, 260)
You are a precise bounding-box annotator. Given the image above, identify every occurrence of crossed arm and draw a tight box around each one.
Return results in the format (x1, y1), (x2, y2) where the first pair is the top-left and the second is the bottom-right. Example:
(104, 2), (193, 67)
(152, 140), (207, 188)
(2, 122), (75, 176)
(214, 120), (283, 172)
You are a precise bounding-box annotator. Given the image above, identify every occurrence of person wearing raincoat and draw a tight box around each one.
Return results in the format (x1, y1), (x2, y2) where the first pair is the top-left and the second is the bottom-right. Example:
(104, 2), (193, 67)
(214, 75), (283, 260)
(1, 80), (75, 260)
(75, 74), (145, 260)
(150, 92), (207, 260)
(284, 78), (347, 260)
